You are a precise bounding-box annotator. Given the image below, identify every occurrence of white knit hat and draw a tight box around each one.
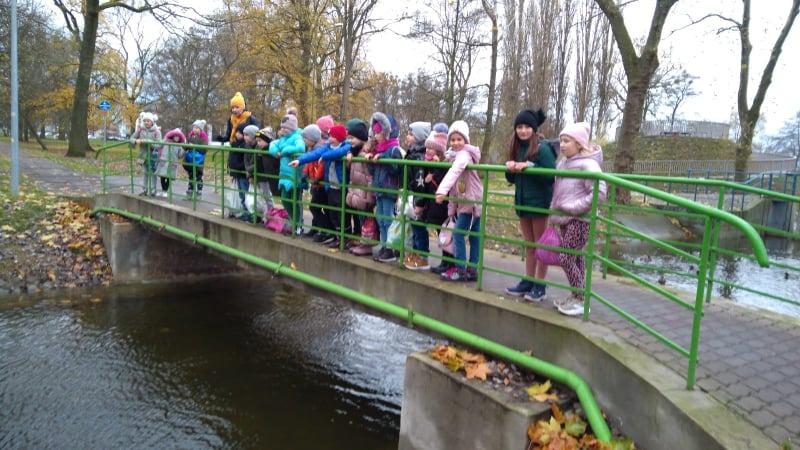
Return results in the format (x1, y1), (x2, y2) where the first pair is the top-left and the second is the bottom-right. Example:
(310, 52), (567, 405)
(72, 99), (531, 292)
(447, 120), (470, 145)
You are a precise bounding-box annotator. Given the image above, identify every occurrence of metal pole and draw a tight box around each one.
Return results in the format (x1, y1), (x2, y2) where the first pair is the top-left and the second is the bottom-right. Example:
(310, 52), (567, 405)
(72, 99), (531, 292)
(10, 0), (20, 196)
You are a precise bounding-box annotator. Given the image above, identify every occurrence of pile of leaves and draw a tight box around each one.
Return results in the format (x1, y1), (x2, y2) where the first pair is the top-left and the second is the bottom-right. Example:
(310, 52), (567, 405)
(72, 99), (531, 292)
(0, 190), (113, 294)
(528, 403), (634, 450)
(430, 344), (635, 450)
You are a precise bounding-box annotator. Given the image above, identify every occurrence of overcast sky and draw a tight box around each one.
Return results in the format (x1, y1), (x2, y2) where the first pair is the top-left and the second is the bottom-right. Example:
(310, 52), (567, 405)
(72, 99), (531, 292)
(366, 0), (800, 136)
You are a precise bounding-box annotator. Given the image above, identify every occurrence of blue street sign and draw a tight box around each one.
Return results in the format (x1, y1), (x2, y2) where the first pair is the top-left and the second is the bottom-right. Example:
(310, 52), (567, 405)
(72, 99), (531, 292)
(99, 100), (111, 111)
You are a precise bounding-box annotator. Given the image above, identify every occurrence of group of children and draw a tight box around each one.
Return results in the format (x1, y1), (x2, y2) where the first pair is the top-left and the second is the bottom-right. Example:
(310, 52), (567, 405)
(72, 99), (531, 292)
(130, 112), (209, 199)
(132, 91), (606, 317)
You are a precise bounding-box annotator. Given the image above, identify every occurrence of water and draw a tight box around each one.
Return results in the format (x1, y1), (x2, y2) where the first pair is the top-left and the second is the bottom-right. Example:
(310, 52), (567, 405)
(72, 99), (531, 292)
(609, 237), (800, 317)
(0, 276), (436, 449)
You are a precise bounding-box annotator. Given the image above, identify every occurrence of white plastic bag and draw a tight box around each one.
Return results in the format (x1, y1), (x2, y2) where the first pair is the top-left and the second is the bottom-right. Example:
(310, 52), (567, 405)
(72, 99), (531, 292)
(224, 181), (241, 211)
(245, 184), (268, 215)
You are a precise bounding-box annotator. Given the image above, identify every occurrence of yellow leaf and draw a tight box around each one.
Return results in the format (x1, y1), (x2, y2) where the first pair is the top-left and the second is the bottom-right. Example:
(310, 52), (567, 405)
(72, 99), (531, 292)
(1, 225), (15, 232)
(526, 380), (559, 402)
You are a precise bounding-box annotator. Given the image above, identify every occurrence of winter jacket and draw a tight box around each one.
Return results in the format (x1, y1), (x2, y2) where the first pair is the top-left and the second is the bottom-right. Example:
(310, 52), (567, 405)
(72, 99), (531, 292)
(130, 124), (162, 162)
(228, 137), (249, 174)
(156, 128), (187, 178)
(297, 141), (352, 191)
(422, 164), (450, 226)
(216, 111), (258, 144)
(185, 130), (209, 167)
(346, 143), (375, 211)
(548, 145), (607, 225)
(436, 144), (483, 218)
(269, 129), (306, 192)
(368, 145), (403, 201)
(405, 142), (427, 193)
(505, 140), (556, 218)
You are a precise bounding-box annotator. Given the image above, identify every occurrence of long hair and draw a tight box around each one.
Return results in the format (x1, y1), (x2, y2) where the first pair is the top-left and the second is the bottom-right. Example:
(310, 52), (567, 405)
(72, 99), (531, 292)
(508, 128), (541, 163)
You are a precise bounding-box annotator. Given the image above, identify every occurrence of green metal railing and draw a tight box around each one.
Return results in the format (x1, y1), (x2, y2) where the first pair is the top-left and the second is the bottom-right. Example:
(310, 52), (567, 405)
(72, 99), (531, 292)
(90, 205), (612, 443)
(95, 142), (800, 390)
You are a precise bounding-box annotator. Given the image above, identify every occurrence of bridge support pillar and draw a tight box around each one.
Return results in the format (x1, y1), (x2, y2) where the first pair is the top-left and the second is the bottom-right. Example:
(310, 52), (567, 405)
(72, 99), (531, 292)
(96, 214), (242, 282)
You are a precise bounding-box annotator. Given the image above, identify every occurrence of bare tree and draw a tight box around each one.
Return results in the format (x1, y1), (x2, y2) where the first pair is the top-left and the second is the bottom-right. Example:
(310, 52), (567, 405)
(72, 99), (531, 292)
(767, 111), (800, 160)
(595, 0), (679, 202)
(701, 0), (800, 178)
(409, 0), (487, 123)
(550, 0), (574, 133)
(662, 69), (698, 131)
(330, 0), (382, 120)
(592, 14), (617, 139)
(572, 0), (602, 123)
(53, 0), (203, 157)
(480, 0), (500, 156)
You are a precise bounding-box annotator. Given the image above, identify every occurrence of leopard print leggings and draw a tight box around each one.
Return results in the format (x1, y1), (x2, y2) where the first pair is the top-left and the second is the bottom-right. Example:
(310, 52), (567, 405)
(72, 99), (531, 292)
(558, 219), (590, 297)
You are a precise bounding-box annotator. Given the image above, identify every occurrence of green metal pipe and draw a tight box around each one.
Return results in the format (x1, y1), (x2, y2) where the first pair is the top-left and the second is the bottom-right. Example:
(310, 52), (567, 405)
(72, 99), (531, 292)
(91, 205), (613, 442)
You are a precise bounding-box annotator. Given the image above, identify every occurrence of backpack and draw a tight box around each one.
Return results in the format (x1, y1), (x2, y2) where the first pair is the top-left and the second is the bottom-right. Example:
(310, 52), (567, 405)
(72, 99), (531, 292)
(264, 207), (291, 234)
(542, 139), (560, 158)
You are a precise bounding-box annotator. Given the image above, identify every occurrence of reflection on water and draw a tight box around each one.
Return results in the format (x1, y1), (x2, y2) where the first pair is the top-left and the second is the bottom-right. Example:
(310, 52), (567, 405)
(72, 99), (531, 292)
(0, 276), (435, 449)
(608, 237), (800, 317)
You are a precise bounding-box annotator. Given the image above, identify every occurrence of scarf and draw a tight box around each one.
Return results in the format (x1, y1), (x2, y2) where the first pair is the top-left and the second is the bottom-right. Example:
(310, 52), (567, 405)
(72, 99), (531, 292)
(228, 110), (252, 142)
(375, 137), (399, 154)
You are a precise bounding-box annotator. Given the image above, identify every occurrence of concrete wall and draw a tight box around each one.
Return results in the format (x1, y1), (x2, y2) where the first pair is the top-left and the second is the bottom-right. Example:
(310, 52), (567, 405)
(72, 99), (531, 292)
(93, 194), (773, 449)
(398, 353), (555, 450)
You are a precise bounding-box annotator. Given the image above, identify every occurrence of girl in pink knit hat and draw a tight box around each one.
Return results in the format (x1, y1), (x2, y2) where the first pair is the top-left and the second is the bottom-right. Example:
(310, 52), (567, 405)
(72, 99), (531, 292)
(548, 122), (607, 316)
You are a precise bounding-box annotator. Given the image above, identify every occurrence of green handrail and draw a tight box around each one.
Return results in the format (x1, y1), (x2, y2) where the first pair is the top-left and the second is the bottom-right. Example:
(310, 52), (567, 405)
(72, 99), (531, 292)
(90, 205), (612, 443)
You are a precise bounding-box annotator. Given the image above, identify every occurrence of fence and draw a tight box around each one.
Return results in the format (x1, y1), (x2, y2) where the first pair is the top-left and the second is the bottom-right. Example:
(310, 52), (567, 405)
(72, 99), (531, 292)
(602, 157), (798, 176)
(96, 140), (800, 390)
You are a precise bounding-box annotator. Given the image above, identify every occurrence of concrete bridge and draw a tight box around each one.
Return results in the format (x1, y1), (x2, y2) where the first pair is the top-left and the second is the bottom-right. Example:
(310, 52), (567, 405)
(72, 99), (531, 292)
(91, 193), (792, 450)
(4, 141), (796, 449)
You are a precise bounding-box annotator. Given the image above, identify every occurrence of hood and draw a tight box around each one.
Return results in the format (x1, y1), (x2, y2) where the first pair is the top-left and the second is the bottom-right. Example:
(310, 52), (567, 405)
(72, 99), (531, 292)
(164, 128), (186, 143)
(461, 144), (481, 164)
(566, 144), (603, 165)
(370, 112), (392, 140)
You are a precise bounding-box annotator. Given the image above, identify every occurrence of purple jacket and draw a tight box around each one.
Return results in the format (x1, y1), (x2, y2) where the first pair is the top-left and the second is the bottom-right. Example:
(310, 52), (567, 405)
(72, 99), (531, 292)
(549, 145), (607, 225)
(436, 144), (483, 217)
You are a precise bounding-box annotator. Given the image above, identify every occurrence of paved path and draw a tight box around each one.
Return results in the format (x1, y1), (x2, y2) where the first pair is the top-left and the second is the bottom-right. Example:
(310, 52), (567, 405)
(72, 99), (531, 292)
(3, 143), (799, 445)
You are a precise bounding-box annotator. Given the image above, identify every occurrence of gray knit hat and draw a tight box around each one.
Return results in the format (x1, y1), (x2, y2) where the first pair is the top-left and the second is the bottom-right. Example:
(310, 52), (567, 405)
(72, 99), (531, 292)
(409, 121), (431, 144)
(301, 124), (321, 143)
(243, 124), (259, 138)
(191, 119), (206, 130)
(280, 114), (299, 132)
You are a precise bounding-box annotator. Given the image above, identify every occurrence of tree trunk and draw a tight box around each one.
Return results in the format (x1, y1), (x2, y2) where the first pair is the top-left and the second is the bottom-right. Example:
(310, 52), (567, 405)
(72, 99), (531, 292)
(66, 1), (100, 158)
(480, 0), (498, 162)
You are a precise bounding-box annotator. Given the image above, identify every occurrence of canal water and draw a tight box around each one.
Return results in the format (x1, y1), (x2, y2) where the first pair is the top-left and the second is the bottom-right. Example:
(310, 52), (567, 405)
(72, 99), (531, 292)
(0, 276), (436, 449)
(610, 236), (800, 317)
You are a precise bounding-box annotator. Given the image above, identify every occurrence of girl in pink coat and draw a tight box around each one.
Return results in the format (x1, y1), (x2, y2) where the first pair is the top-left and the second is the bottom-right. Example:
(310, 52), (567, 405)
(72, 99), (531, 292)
(549, 122), (607, 316)
(434, 120), (483, 282)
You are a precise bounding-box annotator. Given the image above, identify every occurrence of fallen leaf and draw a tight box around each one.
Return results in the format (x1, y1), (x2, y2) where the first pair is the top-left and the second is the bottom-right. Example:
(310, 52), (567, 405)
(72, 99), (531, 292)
(526, 380), (559, 402)
(465, 362), (492, 380)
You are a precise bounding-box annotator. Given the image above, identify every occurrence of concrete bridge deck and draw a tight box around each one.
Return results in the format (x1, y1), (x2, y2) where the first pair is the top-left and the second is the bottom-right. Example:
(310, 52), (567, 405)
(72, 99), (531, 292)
(4, 143), (799, 448)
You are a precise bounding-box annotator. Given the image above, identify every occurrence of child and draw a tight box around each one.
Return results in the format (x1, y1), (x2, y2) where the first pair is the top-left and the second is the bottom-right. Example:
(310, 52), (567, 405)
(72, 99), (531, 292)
(184, 119), (208, 199)
(291, 124), (352, 247)
(364, 112), (403, 263)
(239, 124), (260, 221)
(345, 119), (376, 256)
(420, 124), (453, 273)
(300, 124), (334, 241)
(403, 121), (432, 270)
(503, 108), (556, 301)
(155, 128), (187, 198)
(269, 112), (307, 234)
(549, 122), (607, 316)
(227, 123), (253, 220)
(434, 120), (483, 281)
(249, 127), (277, 212)
(130, 112), (161, 196)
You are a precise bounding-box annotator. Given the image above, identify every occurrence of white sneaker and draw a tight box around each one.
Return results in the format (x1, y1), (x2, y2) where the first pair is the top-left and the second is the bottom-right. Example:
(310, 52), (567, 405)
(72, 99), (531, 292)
(157, 191), (168, 198)
(557, 297), (588, 317)
(553, 296), (570, 309)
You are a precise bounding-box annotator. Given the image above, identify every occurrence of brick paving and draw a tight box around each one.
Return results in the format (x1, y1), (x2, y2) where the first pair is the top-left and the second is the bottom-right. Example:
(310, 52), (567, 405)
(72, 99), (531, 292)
(4, 143), (799, 445)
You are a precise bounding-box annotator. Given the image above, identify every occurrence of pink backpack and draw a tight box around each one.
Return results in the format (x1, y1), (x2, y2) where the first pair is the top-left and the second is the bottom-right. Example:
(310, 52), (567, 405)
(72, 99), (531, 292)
(264, 207), (291, 234)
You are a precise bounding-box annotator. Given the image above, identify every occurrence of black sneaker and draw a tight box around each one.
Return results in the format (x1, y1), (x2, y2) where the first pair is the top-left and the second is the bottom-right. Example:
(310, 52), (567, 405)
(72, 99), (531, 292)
(377, 247), (397, 263)
(320, 235), (336, 245)
(303, 229), (317, 238)
(313, 233), (328, 243)
(430, 262), (453, 274)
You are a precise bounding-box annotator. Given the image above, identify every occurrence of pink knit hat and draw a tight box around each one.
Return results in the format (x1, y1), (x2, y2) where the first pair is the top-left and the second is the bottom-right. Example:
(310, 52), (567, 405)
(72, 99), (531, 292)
(560, 122), (591, 150)
(316, 115), (334, 134)
(424, 130), (447, 153)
